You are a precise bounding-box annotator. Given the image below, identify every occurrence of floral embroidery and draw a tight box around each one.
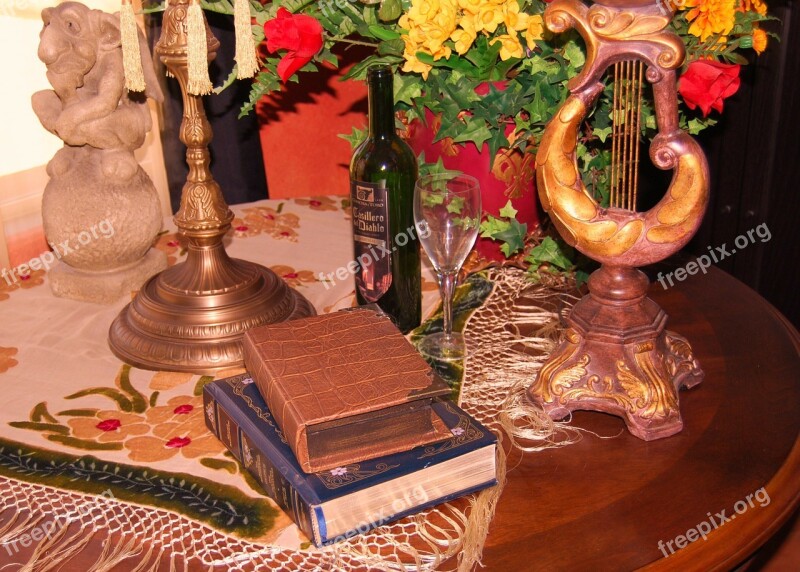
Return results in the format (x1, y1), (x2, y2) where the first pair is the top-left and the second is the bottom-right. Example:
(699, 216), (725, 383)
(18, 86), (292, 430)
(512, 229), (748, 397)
(166, 436), (191, 448)
(0, 347), (19, 373)
(68, 411), (149, 443)
(270, 264), (317, 288)
(154, 232), (186, 266)
(0, 269), (46, 297)
(330, 467), (347, 476)
(229, 206), (299, 241)
(125, 420), (222, 462)
(96, 419), (122, 432)
(294, 196), (338, 212)
(451, 427), (465, 436)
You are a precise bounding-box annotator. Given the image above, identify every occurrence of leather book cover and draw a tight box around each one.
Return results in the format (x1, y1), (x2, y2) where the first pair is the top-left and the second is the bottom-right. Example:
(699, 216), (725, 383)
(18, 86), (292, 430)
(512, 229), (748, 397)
(242, 307), (452, 473)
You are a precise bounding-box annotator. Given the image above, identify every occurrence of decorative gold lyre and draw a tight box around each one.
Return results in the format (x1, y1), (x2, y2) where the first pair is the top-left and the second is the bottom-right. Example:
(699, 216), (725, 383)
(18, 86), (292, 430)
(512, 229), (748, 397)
(528, 0), (706, 439)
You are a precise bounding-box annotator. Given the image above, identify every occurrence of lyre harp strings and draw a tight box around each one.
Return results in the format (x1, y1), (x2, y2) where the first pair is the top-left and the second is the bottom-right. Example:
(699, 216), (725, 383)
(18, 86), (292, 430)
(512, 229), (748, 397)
(610, 60), (645, 211)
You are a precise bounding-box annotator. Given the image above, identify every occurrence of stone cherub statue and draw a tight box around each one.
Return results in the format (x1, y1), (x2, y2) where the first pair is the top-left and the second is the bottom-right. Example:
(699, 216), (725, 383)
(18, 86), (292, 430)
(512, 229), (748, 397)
(32, 1), (167, 303)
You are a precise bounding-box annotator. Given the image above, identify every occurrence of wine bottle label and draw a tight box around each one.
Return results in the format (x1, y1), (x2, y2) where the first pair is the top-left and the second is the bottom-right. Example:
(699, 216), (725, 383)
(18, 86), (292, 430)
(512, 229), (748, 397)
(350, 180), (392, 303)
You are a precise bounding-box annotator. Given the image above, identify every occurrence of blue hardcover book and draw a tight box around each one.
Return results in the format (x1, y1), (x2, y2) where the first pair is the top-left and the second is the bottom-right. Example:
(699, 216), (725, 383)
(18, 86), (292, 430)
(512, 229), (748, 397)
(203, 374), (498, 546)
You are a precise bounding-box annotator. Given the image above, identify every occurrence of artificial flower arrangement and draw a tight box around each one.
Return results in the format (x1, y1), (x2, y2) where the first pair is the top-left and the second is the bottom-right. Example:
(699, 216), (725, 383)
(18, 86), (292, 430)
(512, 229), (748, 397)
(155, 0), (773, 281)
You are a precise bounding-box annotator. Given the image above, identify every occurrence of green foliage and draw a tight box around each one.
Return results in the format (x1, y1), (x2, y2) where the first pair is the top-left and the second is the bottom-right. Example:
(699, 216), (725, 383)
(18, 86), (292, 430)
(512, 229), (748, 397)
(480, 200), (528, 257)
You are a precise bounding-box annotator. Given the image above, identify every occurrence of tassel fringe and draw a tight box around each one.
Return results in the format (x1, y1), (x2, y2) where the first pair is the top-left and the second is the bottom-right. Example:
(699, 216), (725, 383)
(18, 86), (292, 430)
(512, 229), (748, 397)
(120, 0), (146, 92)
(186, 0), (213, 95)
(233, 0), (259, 79)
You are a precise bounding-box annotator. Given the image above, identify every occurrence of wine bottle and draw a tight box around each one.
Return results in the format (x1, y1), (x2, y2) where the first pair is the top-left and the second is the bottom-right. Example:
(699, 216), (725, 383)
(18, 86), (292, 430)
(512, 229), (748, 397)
(349, 65), (421, 333)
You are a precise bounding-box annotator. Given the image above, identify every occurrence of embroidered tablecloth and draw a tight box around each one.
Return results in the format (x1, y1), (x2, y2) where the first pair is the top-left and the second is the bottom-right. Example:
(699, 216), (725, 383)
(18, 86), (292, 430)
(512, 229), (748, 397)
(0, 197), (563, 571)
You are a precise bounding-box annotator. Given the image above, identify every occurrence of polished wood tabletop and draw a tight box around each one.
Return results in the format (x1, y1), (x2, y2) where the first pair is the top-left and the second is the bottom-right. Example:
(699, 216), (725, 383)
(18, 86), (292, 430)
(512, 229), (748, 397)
(481, 265), (800, 571)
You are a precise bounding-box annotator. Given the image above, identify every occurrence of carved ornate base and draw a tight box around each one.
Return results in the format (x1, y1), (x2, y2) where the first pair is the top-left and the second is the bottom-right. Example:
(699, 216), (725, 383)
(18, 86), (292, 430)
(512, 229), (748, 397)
(108, 240), (315, 373)
(527, 266), (703, 440)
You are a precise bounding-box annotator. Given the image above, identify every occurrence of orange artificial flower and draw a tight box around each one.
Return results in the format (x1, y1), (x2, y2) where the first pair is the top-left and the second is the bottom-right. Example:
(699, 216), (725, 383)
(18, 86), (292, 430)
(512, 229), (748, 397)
(682, 0), (736, 41)
(752, 27), (768, 54)
(739, 0), (767, 15)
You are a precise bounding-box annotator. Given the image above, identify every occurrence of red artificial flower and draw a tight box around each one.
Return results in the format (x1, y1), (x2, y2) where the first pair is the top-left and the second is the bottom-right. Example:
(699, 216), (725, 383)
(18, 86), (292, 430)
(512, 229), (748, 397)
(263, 8), (324, 82)
(678, 60), (741, 117)
(96, 419), (121, 432)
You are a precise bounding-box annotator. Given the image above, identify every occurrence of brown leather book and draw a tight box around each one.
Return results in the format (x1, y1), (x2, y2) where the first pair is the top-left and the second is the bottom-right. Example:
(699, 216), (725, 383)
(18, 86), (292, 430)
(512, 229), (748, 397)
(243, 307), (452, 473)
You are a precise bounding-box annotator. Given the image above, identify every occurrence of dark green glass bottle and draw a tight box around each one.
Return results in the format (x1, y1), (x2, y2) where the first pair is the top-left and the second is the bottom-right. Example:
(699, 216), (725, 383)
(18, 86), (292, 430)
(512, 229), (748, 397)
(349, 65), (421, 332)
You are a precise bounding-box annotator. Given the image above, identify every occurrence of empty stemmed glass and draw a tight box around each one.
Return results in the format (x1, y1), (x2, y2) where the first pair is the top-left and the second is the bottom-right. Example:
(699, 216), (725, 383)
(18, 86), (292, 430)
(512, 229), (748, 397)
(414, 173), (481, 362)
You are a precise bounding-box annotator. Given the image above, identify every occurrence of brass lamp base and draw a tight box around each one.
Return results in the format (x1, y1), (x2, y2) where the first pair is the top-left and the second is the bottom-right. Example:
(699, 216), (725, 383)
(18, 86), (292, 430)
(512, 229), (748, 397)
(109, 235), (314, 373)
(528, 266), (702, 440)
(108, 0), (315, 373)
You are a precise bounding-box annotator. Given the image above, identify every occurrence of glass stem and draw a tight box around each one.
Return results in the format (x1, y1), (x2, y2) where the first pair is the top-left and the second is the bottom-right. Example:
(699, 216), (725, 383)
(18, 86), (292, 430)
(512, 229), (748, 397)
(440, 271), (457, 338)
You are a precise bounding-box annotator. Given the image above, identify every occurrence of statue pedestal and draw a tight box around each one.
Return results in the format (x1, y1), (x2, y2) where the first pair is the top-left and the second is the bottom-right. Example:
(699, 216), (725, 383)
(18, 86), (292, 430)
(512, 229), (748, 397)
(48, 250), (167, 304)
(528, 266), (703, 440)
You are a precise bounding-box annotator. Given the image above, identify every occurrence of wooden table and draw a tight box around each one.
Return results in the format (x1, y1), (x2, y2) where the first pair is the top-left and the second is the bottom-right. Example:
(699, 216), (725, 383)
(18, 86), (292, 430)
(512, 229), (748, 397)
(481, 265), (800, 571)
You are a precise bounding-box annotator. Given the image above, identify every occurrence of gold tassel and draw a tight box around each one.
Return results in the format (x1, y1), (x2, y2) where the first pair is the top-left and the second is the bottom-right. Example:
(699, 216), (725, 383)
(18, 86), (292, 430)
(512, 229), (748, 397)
(233, 0), (259, 79)
(186, 0), (213, 95)
(120, 0), (146, 92)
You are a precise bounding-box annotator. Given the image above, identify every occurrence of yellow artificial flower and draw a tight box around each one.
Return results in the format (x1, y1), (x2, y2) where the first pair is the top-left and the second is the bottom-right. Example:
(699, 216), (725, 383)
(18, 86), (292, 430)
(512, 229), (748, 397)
(491, 33), (524, 60)
(402, 36), (433, 79)
(524, 14), (545, 49)
(458, 0), (483, 15)
(682, 0), (737, 41)
(451, 26), (477, 55)
(504, 1), (530, 32)
(752, 27), (768, 54)
(421, 21), (457, 53)
(476, 4), (505, 34)
(406, 0), (444, 24)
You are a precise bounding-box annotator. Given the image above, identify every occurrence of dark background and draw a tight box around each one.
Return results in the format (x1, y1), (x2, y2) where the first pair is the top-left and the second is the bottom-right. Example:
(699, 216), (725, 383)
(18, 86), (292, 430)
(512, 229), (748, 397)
(686, 0), (799, 327)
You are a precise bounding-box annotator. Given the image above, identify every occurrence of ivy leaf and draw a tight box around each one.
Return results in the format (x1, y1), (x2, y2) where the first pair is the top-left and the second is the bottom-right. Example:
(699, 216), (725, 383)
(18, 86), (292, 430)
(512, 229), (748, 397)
(451, 119), (492, 148)
(498, 200), (518, 219)
(446, 195), (465, 214)
(494, 219), (528, 256)
(527, 237), (574, 270)
(339, 125), (368, 149)
(594, 126), (613, 143)
(480, 216), (510, 238)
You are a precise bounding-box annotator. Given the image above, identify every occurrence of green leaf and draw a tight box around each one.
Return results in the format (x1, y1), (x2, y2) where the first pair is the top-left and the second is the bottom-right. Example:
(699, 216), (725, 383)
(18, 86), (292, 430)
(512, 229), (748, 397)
(339, 125), (368, 150)
(446, 195), (465, 214)
(527, 237), (574, 270)
(368, 24), (401, 41)
(494, 219), (527, 256)
(594, 126), (613, 143)
(378, 0), (402, 22)
(480, 216), (510, 238)
(379, 38), (405, 56)
(449, 119), (492, 149)
(498, 200), (518, 219)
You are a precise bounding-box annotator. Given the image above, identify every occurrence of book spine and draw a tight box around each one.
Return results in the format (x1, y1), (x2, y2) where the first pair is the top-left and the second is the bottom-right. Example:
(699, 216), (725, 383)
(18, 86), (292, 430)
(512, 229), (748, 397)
(203, 386), (321, 546)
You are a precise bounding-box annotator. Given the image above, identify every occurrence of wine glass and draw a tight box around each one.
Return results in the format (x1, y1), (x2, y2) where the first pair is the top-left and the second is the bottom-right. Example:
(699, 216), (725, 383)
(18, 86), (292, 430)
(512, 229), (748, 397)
(414, 173), (481, 361)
